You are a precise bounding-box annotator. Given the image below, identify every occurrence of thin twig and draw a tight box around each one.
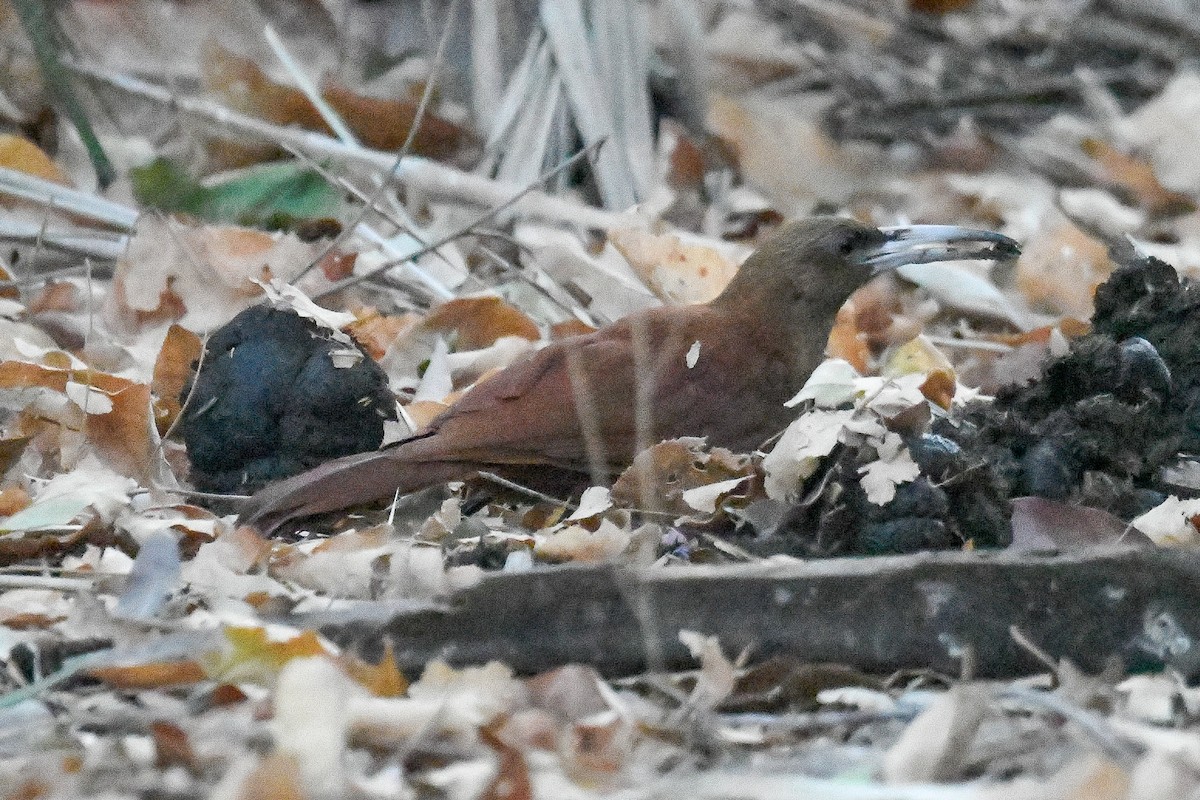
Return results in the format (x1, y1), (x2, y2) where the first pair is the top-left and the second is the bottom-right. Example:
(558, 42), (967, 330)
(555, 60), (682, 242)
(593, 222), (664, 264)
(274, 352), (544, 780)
(313, 141), (604, 300)
(280, 143), (457, 300)
(0, 166), (139, 229)
(0, 574), (94, 591)
(264, 24), (359, 146)
(294, 0), (460, 284)
(0, 263), (93, 288)
(999, 686), (1140, 766)
(476, 470), (578, 510)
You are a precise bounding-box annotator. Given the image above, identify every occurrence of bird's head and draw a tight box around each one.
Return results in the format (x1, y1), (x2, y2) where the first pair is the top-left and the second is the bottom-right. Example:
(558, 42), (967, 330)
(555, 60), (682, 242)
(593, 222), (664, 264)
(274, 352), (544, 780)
(714, 216), (1020, 323)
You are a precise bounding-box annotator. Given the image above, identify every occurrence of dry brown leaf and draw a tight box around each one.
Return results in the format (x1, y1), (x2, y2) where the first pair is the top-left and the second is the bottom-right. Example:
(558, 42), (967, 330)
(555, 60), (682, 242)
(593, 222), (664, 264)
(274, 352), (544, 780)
(201, 42), (475, 167)
(993, 318), (1091, 346)
(0, 486), (30, 516)
(665, 125), (709, 191)
(346, 308), (422, 360)
(24, 281), (79, 315)
(321, 79), (477, 162)
(0, 360), (69, 392)
(612, 438), (757, 514)
(826, 279), (918, 373)
(708, 94), (884, 211)
(479, 721), (534, 800)
(0, 134), (69, 184)
(404, 399), (452, 433)
(551, 319), (597, 339)
(150, 721), (199, 773)
(87, 660), (208, 688)
(209, 684), (250, 707)
(0, 528), (92, 568)
(83, 376), (156, 479)
(422, 296), (540, 350)
(608, 228), (740, 304)
(1010, 497), (1151, 550)
(0, 612), (66, 630)
(0, 263), (16, 301)
(0, 361), (156, 477)
(1017, 217), (1114, 317)
(341, 642), (408, 698)
(237, 754), (306, 800)
(113, 216), (320, 332)
(1081, 137), (1195, 216)
(0, 435), (31, 476)
(725, 658), (882, 712)
(535, 520), (631, 563)
(152, 325), (203, 433)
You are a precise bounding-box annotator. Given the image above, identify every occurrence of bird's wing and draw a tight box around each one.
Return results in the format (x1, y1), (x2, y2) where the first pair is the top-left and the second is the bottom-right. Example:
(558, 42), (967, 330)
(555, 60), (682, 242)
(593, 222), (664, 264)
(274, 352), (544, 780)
(401, 326), (642, 470)
(399, 304), (793, 470)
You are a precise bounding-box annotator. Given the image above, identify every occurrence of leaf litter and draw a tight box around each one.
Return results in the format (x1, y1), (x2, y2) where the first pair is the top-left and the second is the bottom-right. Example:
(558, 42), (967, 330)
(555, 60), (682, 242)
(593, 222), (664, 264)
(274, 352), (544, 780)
(2, 0), (1200, 797)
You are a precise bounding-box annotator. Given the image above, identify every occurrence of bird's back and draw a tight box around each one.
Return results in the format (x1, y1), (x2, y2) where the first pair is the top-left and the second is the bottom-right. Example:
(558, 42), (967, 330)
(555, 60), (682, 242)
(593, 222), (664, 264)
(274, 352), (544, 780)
(399, 301), (800, 473)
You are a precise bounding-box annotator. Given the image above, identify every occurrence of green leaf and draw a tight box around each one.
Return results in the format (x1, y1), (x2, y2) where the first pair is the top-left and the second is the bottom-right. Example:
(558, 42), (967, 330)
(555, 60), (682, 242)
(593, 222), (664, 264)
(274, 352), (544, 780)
(131, 158), (342, 229)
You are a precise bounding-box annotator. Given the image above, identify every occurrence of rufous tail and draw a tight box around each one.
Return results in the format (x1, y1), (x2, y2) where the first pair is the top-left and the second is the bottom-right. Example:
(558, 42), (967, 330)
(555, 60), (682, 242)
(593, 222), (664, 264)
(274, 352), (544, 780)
(238, 448), (468, 534)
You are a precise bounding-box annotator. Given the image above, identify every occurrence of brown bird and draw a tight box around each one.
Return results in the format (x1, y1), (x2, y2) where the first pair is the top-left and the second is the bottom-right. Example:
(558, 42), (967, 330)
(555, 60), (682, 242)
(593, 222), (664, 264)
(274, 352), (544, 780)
(240, 217), (1018, 533)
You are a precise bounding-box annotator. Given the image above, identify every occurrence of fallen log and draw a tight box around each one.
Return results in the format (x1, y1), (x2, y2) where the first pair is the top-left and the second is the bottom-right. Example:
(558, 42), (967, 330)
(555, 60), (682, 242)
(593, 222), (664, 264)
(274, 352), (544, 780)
(307, 546), (1200, 678)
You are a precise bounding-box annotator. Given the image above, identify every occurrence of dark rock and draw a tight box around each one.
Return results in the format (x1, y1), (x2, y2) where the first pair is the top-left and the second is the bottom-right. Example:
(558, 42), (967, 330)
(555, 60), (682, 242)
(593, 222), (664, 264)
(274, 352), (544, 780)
(179, 304), (395, 493)
(935, 251), (1200, 521)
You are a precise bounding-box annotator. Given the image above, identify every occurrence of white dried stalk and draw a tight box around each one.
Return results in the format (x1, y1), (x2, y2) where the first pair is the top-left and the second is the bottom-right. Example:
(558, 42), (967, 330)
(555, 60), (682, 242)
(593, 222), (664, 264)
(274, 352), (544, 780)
(68, 59), (637, 231)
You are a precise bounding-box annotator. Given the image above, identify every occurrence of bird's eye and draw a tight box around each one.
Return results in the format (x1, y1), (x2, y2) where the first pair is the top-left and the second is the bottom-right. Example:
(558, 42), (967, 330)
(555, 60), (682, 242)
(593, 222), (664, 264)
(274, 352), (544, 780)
(837, 234), (859, 255)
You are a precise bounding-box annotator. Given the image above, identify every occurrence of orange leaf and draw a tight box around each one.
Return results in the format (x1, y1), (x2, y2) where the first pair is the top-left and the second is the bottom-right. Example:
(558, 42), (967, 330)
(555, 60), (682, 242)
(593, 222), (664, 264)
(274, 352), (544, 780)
(609, 228), (740, 304)
(480, 721), (534, 800)
(1017, 218), (1114, 317)
(152, 325), (203, 432)
(201, 42), (476, 165)
(919, 369), (956, 409)
(342, 642), (408, 698)
(346, 308), (421, 360)
(88, 660), (207, 688)
(826, 304), (872, 374)
(0, 486), (31, 516)
(150, 721), (199, 772)
(204, 626), (330, 681)
(1081, 137), (1195, 215)
(423, 296), (541, 350)
(239, 754), (306, 800)
(0, 134), (69, 184)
